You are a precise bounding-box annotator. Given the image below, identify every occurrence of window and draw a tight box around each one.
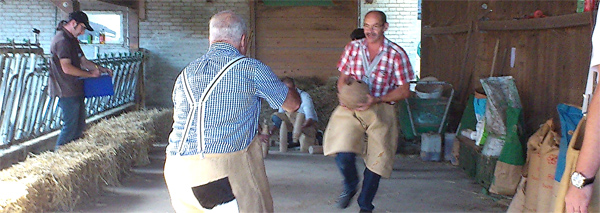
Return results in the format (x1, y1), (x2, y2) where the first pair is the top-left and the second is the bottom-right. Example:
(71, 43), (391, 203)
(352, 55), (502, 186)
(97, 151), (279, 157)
(78, 11), (123, 44)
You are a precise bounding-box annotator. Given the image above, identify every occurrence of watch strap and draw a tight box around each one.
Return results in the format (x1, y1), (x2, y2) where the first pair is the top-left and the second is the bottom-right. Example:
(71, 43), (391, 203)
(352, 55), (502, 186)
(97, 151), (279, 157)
(584, 176), (596, 187)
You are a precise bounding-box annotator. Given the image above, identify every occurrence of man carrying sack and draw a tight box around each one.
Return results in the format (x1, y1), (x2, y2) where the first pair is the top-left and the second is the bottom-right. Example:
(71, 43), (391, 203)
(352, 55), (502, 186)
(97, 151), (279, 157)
(164, 11), (300, 212)
(323, 10), (415, 212)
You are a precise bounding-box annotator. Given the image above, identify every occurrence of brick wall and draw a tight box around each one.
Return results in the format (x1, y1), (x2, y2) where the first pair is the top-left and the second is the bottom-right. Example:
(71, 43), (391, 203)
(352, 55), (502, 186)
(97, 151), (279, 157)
(0, 0), (419, 108)
(0, 0), (60, 54)
(361, 0), (421, 75)
(0, 0), (129, 57)
(140, 0), (250, 108)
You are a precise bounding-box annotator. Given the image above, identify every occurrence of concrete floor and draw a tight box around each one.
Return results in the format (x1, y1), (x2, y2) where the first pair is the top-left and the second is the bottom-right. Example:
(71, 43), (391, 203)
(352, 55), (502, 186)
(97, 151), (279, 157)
(74, 145), (509, 212)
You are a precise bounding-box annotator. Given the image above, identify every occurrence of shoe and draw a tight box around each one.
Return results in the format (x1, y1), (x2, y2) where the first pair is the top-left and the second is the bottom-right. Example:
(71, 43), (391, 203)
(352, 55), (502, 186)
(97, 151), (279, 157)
(287, 142), (300, 148)
(359, 209), (373, 213)
(336, 189), (357, 209)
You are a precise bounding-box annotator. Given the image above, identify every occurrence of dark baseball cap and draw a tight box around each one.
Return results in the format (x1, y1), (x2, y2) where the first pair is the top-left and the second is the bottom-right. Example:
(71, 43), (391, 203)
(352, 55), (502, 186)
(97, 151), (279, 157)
(68, 11), (94, 31)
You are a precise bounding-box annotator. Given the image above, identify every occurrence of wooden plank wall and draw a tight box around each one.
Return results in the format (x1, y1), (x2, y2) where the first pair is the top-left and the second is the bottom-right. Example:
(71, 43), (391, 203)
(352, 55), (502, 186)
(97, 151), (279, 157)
(422, 0), (593, 135)
(255, 0), (358, 81)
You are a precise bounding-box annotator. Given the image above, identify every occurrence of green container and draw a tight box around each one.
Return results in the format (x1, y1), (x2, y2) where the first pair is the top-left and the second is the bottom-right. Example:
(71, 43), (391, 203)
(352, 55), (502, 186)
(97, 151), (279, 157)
(458, 135), (480, 178)
(475, 155), (498, 189)
(398, 97), (450, 139)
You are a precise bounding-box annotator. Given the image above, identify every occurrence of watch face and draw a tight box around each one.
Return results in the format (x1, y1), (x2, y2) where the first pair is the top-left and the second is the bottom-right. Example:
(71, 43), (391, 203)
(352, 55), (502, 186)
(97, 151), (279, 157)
(572, 172), (585, 188)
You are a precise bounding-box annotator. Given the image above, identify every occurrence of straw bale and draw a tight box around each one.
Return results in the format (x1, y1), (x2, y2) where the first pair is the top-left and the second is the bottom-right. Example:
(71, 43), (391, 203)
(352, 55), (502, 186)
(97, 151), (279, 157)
(0, 109), (174, 212)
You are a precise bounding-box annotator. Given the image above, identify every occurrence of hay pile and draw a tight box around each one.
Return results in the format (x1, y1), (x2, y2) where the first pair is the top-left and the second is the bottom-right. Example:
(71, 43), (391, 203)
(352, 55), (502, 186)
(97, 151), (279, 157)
(259, 76), (339, 132)
(0, 109), (173, 212)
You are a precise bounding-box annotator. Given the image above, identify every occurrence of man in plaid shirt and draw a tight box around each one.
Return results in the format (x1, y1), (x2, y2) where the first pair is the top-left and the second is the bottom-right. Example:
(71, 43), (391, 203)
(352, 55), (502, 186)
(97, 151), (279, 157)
(323, 10), (415, 212)
(164, 11), (300, 212)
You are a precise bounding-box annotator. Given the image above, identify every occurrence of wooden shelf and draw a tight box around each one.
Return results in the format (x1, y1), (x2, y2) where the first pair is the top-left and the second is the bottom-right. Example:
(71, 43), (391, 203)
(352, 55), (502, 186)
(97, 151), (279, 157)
(478, 12), (592, 31)
(423, 12), (593, 36)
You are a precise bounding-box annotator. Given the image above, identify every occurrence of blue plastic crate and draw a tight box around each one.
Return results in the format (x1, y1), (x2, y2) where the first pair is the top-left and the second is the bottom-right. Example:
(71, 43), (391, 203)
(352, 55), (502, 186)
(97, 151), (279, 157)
(83, 75), (114, 97)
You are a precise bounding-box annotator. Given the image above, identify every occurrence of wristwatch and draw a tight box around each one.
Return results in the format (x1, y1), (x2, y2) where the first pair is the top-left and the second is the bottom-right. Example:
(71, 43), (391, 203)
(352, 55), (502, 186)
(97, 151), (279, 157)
(571, 171), (595, 189)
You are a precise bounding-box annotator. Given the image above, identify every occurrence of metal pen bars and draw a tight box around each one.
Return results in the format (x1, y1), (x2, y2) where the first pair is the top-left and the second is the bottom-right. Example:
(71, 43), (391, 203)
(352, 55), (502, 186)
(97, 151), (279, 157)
(0, 43), (144, 147)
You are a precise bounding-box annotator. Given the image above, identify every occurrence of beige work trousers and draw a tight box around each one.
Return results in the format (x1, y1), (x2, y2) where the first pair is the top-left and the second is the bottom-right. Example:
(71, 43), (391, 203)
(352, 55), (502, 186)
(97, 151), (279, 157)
(164, 138), (273, 213)
(323, 103), (398, 178)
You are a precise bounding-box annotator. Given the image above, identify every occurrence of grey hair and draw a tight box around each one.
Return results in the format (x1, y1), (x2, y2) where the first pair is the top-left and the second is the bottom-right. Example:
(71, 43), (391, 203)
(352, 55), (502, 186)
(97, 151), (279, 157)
(209, 10), (247, 45)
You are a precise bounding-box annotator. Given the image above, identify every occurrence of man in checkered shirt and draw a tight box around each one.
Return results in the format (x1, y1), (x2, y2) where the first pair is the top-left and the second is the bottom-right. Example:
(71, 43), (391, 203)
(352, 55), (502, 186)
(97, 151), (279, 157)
(323, 10), (415, 212)
(164, 11), (300, 212)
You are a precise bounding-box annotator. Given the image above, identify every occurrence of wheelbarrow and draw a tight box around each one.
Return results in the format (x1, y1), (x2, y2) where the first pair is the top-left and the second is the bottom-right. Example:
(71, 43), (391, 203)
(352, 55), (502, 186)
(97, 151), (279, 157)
(402, 81), (454, 161)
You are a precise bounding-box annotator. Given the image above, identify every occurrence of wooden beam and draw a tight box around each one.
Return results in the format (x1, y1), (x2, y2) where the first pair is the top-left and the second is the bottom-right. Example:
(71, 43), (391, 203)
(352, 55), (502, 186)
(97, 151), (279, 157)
(478, 12), (591, 31)
(422, 24), (470, 36)
(51, 0), (79, 13)
(128, 9), (139, 50)
(249, 0), (256, 57)
(95, 0), (145, 20)
(138, 0), (145, 20)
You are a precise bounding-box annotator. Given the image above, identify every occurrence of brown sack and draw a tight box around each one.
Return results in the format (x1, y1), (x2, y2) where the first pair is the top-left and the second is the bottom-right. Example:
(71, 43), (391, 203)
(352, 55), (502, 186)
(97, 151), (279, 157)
(535, 123), (560, 213)
(489, 162), (523, 196)
(553, 117), (600, 212)
(338, 78), (369, 110)
(507, 176), (527, 213)
(523, 120), (553, 212)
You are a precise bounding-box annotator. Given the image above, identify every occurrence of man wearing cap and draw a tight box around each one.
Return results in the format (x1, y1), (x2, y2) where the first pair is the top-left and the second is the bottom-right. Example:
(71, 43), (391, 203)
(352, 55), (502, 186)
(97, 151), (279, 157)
(49, 11), (113, 150)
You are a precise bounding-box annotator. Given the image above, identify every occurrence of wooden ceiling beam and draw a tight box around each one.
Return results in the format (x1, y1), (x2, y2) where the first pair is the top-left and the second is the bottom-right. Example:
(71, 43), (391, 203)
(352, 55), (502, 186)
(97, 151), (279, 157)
(96, 0), (145, 20)
(51, 0), (80, 13)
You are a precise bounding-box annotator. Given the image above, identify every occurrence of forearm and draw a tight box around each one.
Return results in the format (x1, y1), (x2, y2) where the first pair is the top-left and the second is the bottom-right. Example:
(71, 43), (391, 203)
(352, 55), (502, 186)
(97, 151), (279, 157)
(337, 73), (351, 93)
(80, 58), (99, 71)
(379, 84), (410, 103)
(61, 62), (96, 77)
(575, 89), (600, 178)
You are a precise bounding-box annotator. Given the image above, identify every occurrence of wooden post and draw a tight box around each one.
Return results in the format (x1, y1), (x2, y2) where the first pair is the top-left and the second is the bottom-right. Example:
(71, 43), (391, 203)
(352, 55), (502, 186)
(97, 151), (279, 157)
(128, 10), (140, 50)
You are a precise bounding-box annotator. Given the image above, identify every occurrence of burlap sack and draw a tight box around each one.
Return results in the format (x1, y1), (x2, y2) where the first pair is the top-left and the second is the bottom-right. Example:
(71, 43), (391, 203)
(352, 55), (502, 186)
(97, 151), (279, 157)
(323, 104), (398, 178)
(489, 162), (523, 196)
(488, 106), (525, 196)
(523, 120), (559, 212)
(554, 117), (600, 212)
(522, 120), (553, 212)
(164, 138), (273, 212)
(535, 124), (559, 213)
(338, 78), (369, 110)
(507, 176), (527, 213)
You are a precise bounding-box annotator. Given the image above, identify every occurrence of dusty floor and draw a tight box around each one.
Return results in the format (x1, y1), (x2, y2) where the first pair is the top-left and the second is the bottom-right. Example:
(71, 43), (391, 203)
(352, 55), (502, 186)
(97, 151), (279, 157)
(74, 145), (509, 212)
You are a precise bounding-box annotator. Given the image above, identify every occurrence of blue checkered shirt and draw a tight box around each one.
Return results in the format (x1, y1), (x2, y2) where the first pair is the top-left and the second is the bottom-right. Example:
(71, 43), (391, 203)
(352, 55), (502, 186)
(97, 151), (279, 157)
(167, 43), (289, 156)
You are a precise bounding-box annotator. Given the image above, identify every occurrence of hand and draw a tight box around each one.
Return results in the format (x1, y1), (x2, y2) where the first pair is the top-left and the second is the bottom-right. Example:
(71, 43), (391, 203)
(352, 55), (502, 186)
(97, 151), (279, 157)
(89, 69), (101, 78)
(100, 66), (114, 76)
(258, 133), (270, 144)
(565, 185), (593, 213)
(355, 94), (377, 111)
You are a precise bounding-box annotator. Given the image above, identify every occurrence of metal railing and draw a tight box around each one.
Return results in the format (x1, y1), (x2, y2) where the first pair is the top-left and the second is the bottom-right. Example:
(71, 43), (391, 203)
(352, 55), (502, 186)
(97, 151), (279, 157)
(0, 43), (144, 147)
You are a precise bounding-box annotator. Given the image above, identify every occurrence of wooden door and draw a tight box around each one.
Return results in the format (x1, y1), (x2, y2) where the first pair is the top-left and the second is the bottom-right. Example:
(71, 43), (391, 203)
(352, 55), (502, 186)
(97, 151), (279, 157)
(254, 0), (358, 81)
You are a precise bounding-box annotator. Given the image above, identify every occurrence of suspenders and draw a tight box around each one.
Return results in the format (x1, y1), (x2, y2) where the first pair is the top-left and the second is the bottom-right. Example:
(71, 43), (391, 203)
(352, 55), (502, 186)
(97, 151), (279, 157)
(360, 46), (383, 91)
(178, 56), (246, 156)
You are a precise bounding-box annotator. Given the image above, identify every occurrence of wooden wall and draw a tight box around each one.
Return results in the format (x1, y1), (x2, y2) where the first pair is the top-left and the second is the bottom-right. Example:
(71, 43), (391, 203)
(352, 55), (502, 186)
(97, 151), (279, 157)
(421, 0), (594, 135)
(254, 0), (358, 81)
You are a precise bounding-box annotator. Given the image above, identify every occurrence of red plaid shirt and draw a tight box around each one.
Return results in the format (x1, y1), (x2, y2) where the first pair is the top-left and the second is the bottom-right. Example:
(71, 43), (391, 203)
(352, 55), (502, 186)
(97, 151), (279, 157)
(337, 38), (415, 97)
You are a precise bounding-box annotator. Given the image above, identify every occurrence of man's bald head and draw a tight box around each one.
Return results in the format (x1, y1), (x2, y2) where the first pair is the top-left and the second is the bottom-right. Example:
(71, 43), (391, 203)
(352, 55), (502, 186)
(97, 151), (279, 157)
(209, 11), (247, 46)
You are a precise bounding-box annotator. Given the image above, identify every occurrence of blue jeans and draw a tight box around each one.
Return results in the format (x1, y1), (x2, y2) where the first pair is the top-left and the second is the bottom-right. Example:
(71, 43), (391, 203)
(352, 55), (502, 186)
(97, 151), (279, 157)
(335, 152), (381, 211)
(55, 96), (86, 150)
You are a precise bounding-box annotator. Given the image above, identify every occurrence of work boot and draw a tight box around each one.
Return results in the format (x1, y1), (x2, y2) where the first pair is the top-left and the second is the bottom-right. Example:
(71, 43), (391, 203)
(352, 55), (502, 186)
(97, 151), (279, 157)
(336, 189), (357, 209)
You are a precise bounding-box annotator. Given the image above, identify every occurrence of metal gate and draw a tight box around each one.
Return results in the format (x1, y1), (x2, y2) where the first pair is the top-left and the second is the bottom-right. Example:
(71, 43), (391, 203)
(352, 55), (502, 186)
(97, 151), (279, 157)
(0, 43), (144, 147)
